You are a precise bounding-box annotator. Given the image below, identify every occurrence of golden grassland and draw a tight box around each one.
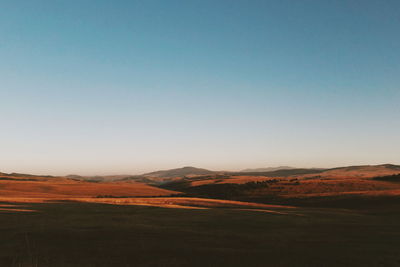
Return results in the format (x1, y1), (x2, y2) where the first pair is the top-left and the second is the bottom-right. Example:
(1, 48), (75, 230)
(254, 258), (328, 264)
(184, 173), (400, 199)
(0, 177), (178, 198)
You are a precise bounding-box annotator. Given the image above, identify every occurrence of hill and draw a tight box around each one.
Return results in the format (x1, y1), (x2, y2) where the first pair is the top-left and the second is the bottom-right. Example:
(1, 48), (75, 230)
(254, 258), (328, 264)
(240, 166), (295, 172)
(143, 166), (215, 178)
(66, 174), (134, 182)
(0, 174), (179, 199)
(3, 164), (400, 208)
(230, 168), (325, 177)
(306, 164), (400, 179)
(160, 164), (400, 208)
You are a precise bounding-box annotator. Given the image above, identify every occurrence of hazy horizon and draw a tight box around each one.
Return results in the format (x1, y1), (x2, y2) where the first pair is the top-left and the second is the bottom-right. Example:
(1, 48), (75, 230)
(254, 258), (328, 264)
(2, 161), (400, 177)
(1, 0), (399, 175)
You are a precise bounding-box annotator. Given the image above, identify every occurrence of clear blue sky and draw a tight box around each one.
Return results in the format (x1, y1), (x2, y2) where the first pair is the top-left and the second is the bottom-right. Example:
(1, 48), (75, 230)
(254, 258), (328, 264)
(1, 0), (399, 175)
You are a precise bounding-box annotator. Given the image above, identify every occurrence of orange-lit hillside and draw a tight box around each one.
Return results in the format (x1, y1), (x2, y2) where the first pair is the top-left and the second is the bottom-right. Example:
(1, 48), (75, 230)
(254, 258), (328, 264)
(0, 175), (178, 199)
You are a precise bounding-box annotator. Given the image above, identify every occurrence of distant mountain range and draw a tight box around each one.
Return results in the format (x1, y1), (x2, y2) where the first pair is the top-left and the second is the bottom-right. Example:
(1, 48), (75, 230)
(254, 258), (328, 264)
(66, 174), (133, 182)
(240, 166), (295, 173)
(0, 172), (54, 178)
(3, 164), (400, 182)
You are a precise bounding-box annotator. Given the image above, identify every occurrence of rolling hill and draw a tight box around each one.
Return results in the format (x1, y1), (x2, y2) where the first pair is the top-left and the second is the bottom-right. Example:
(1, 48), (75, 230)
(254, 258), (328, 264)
(240, 166), (295, 172)
(2, 164), (400, 208)
(0, 173), (178, 199)
(143, 166), (215, 178)
(159, 164), (400, 207)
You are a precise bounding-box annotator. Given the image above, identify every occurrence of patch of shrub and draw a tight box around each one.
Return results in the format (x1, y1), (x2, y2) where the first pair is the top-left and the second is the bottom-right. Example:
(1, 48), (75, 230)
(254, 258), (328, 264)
(373, 174), (400, 182)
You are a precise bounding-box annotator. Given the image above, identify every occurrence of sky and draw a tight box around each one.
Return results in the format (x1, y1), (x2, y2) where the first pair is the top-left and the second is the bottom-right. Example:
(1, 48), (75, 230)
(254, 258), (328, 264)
(0, 0), (399, 175)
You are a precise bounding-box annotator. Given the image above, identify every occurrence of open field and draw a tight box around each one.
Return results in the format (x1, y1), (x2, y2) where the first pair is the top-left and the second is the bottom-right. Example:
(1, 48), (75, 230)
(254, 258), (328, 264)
(2, 201), (400, 267)
(0, 196), (295, 213)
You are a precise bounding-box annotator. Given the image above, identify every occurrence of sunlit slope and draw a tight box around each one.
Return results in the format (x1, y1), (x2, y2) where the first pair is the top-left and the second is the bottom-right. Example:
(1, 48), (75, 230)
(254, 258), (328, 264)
(306, 164), (400, 178)
(160, 165), (400, 202)
(0, 175), (178, 198)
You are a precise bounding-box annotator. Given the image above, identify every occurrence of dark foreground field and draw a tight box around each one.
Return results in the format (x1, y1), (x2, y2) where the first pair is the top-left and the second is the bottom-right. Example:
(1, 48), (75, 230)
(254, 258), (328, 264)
(2, 202), (400, 267)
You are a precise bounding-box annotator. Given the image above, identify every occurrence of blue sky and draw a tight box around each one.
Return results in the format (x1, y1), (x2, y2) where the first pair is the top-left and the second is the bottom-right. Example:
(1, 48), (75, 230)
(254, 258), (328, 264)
(0, 0), (399, 175)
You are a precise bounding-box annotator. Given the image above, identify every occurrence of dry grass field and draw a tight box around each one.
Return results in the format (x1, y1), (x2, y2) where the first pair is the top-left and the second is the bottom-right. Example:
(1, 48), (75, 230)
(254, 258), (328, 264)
(0, 175), (178, 199)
